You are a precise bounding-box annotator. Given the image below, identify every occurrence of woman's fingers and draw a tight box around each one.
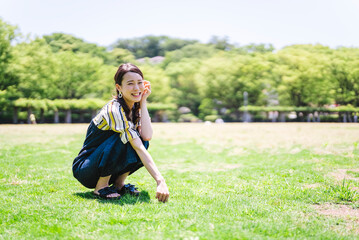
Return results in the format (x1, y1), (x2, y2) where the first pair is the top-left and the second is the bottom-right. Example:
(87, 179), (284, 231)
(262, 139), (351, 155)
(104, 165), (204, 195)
(156, 179), (169, 203)
(163, 193), (169, 202)
(144, 80), (151, 90)
(156, 191), (169, 203)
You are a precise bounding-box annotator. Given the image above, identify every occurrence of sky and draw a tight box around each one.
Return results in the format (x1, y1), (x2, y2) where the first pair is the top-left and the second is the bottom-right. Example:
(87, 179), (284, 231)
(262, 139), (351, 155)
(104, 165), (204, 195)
(1, 0), (358, 50)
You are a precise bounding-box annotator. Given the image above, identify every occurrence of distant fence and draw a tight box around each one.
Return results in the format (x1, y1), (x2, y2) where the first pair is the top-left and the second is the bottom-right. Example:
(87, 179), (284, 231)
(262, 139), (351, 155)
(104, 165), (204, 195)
(0, 98), (176, 124)
(1, 99), (358, 123)
(239, 106), (359, 123)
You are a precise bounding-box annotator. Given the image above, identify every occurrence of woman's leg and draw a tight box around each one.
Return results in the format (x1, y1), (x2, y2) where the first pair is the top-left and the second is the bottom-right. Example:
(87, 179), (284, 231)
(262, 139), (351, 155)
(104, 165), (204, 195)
(113, 172), (130, 189)
(94, 175), (121, 198)
(113, 172), (140, 196)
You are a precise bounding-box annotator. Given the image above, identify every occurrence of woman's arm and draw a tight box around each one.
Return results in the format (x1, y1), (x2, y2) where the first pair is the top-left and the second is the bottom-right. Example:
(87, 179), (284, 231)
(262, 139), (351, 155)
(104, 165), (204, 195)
(139, 81), (153, 140)
(129, 137), (169, 202)
(139, 101), (153, 141)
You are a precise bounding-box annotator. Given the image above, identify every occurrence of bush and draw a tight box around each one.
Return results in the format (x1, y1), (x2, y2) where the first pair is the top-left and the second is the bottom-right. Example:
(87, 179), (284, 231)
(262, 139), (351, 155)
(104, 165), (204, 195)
(204, 115), (220, 122)
(178, 113), (200, 122)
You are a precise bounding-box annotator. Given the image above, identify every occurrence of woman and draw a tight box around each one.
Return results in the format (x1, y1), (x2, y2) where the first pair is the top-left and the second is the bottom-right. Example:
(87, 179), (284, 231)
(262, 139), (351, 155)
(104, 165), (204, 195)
(72, 63), (169, 203)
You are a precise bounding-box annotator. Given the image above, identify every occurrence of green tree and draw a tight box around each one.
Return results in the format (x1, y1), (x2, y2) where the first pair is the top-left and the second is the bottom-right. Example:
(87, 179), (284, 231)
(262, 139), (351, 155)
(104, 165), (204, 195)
(140, 64), (172, 104)
(162, 43), (217, 67)
(165, 58), (203, 115)
(42, 33), (113, 64)
(94, 64), (118, 100)
(198, 52), (270, 120)
(208, 35), (234, 50)
(161, 38), (198, 52)
(273, 45), (334, 107)
(11, 38), (106, 100)
(112, 35), (167, 58)
(11, 39), (58, 99)
(0, 18), (17, 91)
(108, 48), (136, 66)
(329, 47), (359, 106)
(235, 43), (275, 54)
(111, 35), (198, 58)
(51, 51), (105, 99)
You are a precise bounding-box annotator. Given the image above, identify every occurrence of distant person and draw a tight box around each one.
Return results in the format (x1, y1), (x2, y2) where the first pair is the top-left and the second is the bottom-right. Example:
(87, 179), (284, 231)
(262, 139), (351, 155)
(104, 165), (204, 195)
(72, 63), (169, 202)
(30, 113), (37, 124)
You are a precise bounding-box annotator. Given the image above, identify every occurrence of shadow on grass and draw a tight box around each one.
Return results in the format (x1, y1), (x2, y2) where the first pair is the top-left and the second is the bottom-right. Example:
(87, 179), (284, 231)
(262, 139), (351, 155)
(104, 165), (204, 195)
(73, 190), (151, 205)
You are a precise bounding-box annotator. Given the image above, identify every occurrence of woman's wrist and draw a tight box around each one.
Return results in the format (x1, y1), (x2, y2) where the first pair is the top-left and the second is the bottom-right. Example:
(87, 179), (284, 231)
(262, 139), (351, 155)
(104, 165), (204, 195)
(156, 177), (165, 185)
(140, 99), (147, 107)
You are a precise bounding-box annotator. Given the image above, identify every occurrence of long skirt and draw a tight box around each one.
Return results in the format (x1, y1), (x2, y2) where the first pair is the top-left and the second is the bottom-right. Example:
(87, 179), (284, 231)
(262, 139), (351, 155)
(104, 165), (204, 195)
(72, 121), (149, 188)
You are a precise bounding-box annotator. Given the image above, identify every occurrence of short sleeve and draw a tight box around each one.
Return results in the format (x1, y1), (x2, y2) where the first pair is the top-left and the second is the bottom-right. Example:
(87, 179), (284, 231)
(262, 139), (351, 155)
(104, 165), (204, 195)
(117, 106), (140, 144)
(95, 100), (140, 144)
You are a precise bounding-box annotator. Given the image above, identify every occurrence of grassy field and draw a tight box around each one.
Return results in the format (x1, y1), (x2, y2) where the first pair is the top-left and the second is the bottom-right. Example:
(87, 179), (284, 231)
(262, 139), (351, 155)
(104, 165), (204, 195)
(1, 123), (359, 239)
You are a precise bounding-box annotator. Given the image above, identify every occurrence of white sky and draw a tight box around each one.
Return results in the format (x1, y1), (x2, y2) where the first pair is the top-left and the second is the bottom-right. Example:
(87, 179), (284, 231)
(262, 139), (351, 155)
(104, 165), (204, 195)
(1, 0), (358, 49)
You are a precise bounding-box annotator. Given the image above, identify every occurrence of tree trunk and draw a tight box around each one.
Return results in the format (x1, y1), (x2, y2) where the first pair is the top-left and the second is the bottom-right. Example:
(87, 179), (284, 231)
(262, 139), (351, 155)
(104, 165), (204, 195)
(92, 110), (97, 119)
(279, 112), (286, 122)
(79, 112), (84, 123)
(348, 112), (352, 122)
(40, 109), (45, 123)
(27, 108), (32, 124)
(65, 109), (72, 123)
(13, 107), (18, 124)
(54, 110), (59, 123)
(234, 109), (241, 121)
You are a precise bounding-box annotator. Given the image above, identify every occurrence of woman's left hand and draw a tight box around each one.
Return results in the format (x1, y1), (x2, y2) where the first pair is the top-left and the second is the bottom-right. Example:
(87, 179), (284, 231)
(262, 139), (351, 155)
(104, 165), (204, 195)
(141, 80), (151, 102)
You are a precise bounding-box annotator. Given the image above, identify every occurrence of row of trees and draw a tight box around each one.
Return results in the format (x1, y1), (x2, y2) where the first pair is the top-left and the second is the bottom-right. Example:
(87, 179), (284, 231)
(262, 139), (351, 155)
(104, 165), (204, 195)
(1, 18), (359, 123)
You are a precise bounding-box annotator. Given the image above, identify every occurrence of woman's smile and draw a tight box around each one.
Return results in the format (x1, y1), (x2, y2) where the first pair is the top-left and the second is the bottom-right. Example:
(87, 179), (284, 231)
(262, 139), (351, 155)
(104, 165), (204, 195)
(116, 72), (145, 107)
(131, 92), (142, 97)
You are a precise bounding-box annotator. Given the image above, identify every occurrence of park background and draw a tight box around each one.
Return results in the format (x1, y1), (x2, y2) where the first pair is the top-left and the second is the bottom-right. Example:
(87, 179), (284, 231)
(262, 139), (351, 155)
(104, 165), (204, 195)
(1, 0), (359, 124)
(1, 1), (359, 239)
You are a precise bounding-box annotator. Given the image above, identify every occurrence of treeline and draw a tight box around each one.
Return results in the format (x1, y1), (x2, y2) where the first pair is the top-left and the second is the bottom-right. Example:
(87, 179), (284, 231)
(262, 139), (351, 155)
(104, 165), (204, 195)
(1, 18), (359, 123)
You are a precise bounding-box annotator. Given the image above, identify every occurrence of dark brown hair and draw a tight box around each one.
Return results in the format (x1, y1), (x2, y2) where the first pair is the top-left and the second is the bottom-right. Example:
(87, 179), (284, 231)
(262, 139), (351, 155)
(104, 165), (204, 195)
(114, 63), (143, 125)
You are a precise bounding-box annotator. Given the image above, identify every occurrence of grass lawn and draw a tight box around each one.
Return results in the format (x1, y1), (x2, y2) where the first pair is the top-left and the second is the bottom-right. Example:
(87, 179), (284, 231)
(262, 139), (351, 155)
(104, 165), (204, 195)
(1, 123), (359, 239)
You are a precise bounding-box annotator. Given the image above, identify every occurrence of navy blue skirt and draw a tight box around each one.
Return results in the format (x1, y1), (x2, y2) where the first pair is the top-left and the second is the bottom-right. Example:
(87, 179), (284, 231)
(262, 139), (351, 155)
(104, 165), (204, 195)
(72, 121), (149, 188)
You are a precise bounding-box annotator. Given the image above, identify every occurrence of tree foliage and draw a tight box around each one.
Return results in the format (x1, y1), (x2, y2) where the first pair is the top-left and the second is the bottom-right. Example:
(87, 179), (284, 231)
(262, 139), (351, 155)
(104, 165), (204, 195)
(0, 18), (17, 91)
(272, 45), (335, 106)
(111, 35), (198, 58)
(1, 18), (359, 123)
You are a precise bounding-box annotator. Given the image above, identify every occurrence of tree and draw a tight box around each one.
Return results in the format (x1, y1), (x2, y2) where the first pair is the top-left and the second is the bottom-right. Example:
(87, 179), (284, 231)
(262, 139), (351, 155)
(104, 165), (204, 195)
(139, 65), (172, 104)
(0, 18), (17, 91)
(273, 45), (334, 107)
(208, 35), (234, 50)
(108, 48), (136, 66)
(329, 47), (359, 106)
(42, 33), (113, 64)
(198, 52), (270, 120)
(11, 38), (106, 100)
(111, 35), (198, 58)
(165, 58), (204, 115)
(235, 43), (275, 54)
(11, 39), (58, 99)
(51, 51), (105, 99)
(162, 43), (217, 67)
(161, 38), (198, 52)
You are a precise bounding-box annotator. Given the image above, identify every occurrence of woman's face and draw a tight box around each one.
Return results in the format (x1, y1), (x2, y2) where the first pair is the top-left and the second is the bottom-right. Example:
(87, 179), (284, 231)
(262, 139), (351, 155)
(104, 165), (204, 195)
(116, 72), (145, 106)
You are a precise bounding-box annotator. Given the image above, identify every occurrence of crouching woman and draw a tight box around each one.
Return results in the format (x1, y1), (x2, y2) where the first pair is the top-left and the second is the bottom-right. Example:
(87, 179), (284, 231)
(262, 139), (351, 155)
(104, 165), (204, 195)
(72, 63), (169, 203)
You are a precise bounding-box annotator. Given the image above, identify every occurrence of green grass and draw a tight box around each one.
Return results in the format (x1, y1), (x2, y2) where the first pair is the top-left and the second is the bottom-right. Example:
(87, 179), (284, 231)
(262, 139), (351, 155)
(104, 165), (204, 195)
(1, 123), (359, 239)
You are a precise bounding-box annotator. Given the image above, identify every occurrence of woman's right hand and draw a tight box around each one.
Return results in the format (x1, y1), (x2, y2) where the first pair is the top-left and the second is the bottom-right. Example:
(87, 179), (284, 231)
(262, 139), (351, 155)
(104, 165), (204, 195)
(156, 179), (169, 203)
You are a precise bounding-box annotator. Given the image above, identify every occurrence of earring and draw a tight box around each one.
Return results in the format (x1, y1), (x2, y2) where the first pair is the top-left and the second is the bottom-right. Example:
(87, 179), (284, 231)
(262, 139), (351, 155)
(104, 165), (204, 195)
(118, 92), (123, 98)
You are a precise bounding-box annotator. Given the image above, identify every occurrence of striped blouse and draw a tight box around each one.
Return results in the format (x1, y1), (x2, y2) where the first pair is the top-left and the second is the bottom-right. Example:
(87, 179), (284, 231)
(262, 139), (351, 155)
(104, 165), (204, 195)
(92, 99), (140, 144)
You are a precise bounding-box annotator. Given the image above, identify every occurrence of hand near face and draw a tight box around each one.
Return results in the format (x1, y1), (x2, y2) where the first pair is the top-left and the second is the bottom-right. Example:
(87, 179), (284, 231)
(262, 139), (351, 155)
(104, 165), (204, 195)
(142, 80), (151, 101)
